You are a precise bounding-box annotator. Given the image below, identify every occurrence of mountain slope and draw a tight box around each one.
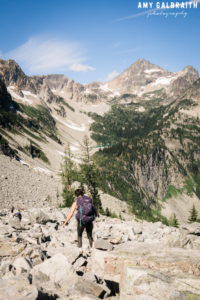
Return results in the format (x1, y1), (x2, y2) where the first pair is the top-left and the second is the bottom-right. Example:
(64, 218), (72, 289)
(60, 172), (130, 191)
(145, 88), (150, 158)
(0, 59), (110, 176)
(1, 58), (200, 223)
(90, 79), (200, 221)
(107, 59), (199, 101)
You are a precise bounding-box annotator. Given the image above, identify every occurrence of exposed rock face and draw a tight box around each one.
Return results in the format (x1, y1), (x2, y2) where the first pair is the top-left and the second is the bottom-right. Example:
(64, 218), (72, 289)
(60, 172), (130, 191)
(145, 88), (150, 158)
(0, 207), (200, 299)
(0, 77), (18, 111)
(0, 59), (83, 104)
(107, 59), (199, 100)
(32, 74), (85, 103)
(169, 66), (199, 98)
(0, 59), (107, 104)
(1, 58), (198, 107)
(0, 59), (36, 94)
(107, 59), (169, 94)
(133, 147), (183, 199)
(184, 78), (200, 103)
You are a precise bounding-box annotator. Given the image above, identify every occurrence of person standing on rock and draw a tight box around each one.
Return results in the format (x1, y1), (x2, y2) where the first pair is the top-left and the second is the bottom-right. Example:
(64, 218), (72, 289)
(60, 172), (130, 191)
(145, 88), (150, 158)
(13, 209), (22, 221)
(63, 189), (98, 252)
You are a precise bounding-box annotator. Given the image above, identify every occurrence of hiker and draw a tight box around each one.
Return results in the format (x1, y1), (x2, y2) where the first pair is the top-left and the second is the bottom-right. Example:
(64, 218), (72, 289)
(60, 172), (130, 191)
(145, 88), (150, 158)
(13, 209), (22, 221)
(63, 189), (99, 250)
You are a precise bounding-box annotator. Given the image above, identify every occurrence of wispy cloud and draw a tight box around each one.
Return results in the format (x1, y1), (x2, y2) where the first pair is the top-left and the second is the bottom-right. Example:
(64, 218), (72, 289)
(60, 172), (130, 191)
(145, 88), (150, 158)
(114, 10), (155, 22)
(4, 36), (95, 74)
(69, 64), (95, 72)
(105, 70), (119, 81)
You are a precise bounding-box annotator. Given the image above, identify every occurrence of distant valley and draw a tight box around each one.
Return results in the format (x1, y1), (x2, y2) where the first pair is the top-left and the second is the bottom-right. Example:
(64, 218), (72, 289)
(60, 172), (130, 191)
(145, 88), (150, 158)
(0, 58), (200, 223)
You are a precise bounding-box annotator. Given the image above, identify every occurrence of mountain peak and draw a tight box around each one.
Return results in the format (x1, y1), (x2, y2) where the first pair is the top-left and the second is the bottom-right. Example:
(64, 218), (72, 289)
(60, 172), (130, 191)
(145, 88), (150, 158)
(106, 59), (199, 97)
(107, 59), (168, 93)
(0, 58), (28, 86)
(128, 59), (166, 73)
(181, 65), (199, 76)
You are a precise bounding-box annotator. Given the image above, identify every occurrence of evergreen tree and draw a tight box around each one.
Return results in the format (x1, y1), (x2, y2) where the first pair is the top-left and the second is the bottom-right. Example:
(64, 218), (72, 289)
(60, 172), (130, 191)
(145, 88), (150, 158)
(61, 143), (77, 207)
(80, 135), (102, 210)
(169, 213), (179, 228)
(188, 204), (198, 223)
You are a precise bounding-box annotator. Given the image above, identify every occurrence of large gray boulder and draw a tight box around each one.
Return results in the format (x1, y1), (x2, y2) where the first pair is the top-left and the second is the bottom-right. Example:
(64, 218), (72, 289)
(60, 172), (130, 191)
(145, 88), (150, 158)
(12, 257), (31, 276)
(70, 277), (107, 299)
(0, 239), (26, 257)
(28, 209), (52, 224)
(31, 253), (76, 289)
(94, 239), (113, 251)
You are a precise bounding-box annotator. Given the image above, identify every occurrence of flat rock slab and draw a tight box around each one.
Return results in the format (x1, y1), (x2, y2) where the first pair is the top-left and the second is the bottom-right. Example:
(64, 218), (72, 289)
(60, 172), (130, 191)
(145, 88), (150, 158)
(32, 252), (75, 286)
(72, 278), (106, 298)
(0, 240), (26, 257)
(120, 265), (200, 300)
(94, 238), (113, 251)
(0, 278), (38, 300)
(104, 245), (200, 279)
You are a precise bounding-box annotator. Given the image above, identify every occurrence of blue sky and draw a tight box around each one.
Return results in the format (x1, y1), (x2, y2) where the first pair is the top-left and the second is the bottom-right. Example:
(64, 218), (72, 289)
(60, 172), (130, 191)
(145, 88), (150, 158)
(0, 0), (200, 84)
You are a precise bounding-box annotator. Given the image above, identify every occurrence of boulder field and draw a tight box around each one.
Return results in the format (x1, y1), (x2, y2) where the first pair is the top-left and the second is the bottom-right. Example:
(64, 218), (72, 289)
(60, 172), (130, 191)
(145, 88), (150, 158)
(0, 207), (200, 299)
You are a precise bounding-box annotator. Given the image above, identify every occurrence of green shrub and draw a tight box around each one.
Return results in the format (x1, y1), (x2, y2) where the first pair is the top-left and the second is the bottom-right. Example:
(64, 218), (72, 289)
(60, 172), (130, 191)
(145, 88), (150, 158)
(163, 185), (181, 201)
(24, 143), (50, 164)
(169, 213), (179, 228)
(188, 204), (198, 223)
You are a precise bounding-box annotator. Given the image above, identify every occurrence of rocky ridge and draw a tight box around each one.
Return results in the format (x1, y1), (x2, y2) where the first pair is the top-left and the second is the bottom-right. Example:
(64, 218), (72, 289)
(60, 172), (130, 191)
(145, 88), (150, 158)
(0, 206), (200, 299)
(0, 59), (199, 107)
(107, 59), (199, 99)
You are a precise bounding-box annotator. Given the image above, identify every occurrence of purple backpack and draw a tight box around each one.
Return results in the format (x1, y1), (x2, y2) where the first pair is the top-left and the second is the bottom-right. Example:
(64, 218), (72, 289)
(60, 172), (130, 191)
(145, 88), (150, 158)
(76, 195), (96, 225)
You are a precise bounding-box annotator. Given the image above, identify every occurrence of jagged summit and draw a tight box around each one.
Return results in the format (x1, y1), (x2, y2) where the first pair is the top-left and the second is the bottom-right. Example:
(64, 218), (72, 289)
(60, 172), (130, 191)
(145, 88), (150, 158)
(0, 58), (35, 92)
(107, 59), (199, 98)
(0, 58), (199, 104)
(128, 58), (166, 72)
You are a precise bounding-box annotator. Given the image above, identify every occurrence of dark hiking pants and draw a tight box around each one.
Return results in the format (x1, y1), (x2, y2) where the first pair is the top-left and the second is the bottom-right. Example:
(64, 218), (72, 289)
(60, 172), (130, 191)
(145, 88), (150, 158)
(77, 221), (93, 248)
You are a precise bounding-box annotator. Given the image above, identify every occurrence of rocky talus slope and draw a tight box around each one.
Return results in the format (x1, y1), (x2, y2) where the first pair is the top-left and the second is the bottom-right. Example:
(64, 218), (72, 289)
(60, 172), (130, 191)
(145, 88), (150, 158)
(0, 206), (200, 300)
(0, 154), (131, 220)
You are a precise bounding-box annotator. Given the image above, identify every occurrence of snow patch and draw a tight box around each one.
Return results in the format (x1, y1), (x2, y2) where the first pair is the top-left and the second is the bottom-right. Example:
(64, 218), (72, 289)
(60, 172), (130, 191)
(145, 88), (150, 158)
(34, 167), (53, 174)
(19, 160), (30, 167)
(152, 76), (174, 86)
(137, 91), (144, 97)
(144, 69), (161, 74)
(7, 88), (33, 105)
(136, 106), (145, 112)
(99, 84), (120, 96)
(70, 145), (79, 151)
(17, 110), (23, 115)
(114, 91), (120, 97)
(54, 116), (86, 132)
(57, 150), (65, 156)
(99, 84), (114, 93)
(57, 151), (81, 163)
(8, 85), (15, 90)
(22, 90), (37, 98)
(84, 89), (92, 95)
